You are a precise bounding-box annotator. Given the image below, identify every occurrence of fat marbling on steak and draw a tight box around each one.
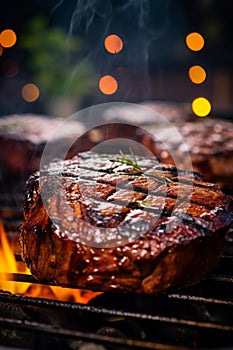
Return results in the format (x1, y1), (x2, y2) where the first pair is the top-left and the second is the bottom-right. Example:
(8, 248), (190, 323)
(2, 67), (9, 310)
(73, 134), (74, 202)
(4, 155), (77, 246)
(19, 152), (233, 295)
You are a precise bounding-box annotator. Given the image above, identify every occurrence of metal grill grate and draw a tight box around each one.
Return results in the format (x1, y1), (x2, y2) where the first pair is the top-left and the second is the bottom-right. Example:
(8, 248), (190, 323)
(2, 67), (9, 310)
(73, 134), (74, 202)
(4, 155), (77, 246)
(1, 234), (233, 349)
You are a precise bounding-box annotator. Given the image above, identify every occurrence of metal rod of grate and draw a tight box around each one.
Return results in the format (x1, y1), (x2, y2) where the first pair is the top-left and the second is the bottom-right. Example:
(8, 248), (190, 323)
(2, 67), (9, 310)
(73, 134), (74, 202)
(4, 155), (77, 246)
(0, 287), (233, 333)
(1, 292), (233, 349)
(0, 316), (189, 350)
(4, 270), (233, 290)
(2, 272), (233, 311)
(0, 249), (230, 314)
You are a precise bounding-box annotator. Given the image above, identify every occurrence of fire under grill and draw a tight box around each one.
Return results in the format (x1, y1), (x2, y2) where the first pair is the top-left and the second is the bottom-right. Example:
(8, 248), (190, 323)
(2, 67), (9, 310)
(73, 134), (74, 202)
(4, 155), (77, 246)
(0, 231), (233, 349)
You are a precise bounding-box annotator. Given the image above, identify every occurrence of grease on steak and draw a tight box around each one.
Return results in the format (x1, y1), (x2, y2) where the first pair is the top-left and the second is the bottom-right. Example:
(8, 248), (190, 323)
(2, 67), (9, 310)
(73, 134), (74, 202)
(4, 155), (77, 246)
(19, 152), (233, 295)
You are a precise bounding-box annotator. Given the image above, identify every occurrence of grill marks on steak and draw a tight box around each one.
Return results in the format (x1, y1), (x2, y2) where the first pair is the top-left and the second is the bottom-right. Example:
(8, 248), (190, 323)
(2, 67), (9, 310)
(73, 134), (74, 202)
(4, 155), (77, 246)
(19, 152), (233, 294)
(40, 154), (216, 232)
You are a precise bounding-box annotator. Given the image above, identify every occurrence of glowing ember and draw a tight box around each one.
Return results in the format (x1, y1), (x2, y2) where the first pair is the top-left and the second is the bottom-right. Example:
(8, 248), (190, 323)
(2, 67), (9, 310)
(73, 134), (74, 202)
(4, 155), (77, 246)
(0, 221), (101, 303)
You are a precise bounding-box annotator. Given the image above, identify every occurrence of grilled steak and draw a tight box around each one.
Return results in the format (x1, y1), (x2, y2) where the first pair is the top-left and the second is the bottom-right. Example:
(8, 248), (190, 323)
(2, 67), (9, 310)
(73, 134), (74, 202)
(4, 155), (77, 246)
(0, 114), (85, 217)
(138, 118), (233, 192)
(0, 114), (86, 178)
(140, 101), (193, 122)
(19, 151), (233, 295)
(101, 101), (192, 125)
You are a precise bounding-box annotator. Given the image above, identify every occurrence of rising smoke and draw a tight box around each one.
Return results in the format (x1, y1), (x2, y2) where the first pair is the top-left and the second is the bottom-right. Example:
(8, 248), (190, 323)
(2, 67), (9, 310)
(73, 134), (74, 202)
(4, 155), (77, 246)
(54, 0), (170, 102)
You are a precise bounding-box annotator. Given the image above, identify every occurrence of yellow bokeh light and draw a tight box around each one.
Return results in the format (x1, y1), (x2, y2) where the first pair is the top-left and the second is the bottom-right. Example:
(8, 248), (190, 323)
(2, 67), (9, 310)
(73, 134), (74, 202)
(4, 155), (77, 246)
(22, 83), (40, 102)
(192, 97), (211, 117)
(104, 34), (123, 54)
(188, 65), (206, 84)
(186, 32), (205, 51)
(98, 75), (118, 95)
(0, 29), (17, 48)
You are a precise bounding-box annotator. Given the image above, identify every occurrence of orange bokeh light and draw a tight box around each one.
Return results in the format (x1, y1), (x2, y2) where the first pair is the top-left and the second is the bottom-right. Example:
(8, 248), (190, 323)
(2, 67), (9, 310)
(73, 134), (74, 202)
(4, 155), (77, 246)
(186, 32), (205, 51)
(0, 45), (3, 56)
(188, 65), (206, 84)
(0, 29), (17, 48)
(104, 34), (123, 54)
(22, 83), (40, 102)
(2, 59), (19, 78)
(99, 75), (118, 95)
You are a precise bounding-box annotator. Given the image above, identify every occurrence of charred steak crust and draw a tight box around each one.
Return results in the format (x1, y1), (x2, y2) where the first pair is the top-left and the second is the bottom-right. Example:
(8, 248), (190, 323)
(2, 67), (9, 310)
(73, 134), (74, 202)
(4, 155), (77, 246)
(19, 152), (233, 295)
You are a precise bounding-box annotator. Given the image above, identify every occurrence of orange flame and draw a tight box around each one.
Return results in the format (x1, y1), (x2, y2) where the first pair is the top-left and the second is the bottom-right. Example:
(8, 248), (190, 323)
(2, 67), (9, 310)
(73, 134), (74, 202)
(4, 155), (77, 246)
(0, 221), (101, 303)
(0, 220), (31, 295)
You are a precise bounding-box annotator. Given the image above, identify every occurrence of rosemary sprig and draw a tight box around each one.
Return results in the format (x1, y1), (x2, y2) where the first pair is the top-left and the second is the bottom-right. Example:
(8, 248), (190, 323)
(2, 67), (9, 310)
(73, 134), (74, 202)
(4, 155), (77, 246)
(112, 148), (173, 182)
(146, 172), (173, 183)
(138, 201), (155, 207)
(113, 148), (143, 174)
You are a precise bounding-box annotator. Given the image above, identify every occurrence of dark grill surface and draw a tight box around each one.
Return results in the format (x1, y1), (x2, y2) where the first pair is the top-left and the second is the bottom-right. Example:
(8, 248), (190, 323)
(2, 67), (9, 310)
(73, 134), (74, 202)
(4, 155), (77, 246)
(0, 231), (233, 349)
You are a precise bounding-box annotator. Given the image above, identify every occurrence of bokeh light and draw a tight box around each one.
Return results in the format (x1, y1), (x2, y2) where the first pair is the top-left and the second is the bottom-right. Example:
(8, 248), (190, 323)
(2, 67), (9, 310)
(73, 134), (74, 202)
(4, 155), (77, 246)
(104, 34), (123, 54)
(2, 59), (19, 77)
(0, 45), (3, 56)
(186, 32), (205, 51)
(0, 29), (17, 48)
(98, 75), (118, 95)
(188, 65), (206, 84)
(22, 83), (40, 102)
(192, 97), (211, 117)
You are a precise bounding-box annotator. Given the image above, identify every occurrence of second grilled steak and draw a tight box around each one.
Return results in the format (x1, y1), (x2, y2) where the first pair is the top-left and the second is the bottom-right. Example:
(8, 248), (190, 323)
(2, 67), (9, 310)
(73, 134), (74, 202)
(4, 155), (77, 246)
(139, 118), (233, 192)
(19, 152), (233, 295)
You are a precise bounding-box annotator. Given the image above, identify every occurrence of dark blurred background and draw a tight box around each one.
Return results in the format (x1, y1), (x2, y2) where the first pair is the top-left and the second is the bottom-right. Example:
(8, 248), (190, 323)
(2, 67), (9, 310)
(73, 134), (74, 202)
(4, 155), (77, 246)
(0, 0), (232, 118)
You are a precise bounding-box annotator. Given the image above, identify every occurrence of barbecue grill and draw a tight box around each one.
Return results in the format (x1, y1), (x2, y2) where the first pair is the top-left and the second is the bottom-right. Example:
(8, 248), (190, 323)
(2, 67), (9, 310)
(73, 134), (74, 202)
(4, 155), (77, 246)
(1, 0), (233, 347)
(1, 226), (233, 350)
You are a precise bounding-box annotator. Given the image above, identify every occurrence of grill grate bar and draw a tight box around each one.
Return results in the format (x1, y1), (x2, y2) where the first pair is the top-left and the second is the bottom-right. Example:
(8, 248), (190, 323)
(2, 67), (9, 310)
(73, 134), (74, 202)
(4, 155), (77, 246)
(14, 252), (22, 262)
(220, 254), (233, 260)
(4, 271), (233, 291)
(168, 293), (233, 306)
(1, 292), (233, 332)
(0, 316), (188, 350)
(3, 270), (233, 306)
(3, 272), (53, 285)
(227, 236), (233, 243)
(209, 274), (233, 283)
